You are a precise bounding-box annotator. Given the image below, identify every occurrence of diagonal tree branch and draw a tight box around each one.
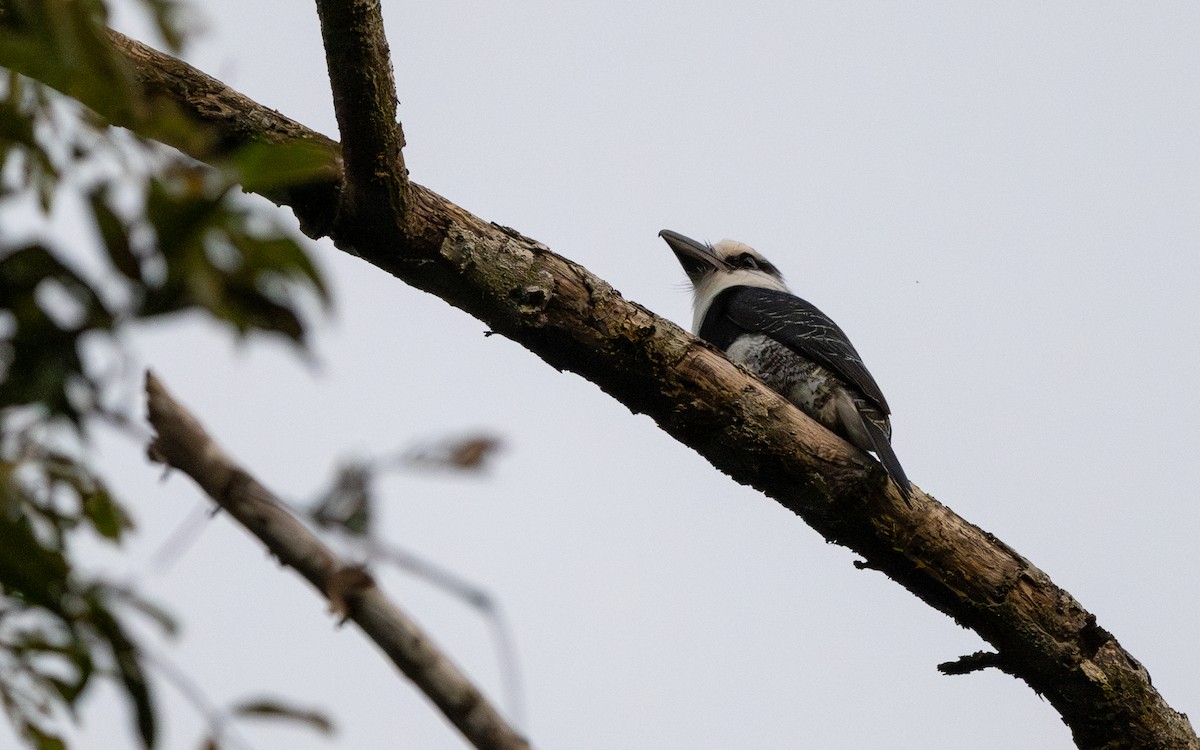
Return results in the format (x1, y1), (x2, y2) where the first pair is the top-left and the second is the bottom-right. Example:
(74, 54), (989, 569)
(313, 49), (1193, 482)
(144, 371), (530, 750)
(5, 25), (1196, 750)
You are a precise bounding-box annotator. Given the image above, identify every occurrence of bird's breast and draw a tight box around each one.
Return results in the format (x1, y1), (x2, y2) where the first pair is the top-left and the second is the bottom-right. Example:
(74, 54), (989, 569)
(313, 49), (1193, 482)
(724, 334), (845, 427)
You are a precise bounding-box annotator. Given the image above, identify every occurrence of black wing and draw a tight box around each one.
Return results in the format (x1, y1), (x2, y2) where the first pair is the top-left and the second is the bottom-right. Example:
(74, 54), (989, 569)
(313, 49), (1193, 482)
(714, 287), (891, 414)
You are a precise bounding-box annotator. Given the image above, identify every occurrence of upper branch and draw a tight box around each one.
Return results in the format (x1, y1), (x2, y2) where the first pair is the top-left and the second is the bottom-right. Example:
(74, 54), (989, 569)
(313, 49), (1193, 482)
(6, 27), (1196, 750)
(313, 0), (411, 242)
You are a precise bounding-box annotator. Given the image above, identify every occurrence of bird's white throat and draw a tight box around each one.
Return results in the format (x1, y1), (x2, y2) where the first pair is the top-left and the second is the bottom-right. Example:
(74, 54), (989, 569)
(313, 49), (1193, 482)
(691, 268), (789, 333)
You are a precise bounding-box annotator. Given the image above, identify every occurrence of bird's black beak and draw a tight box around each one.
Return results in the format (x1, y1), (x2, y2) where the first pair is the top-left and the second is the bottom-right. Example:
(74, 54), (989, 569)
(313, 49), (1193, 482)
(659, 229), (726, 282)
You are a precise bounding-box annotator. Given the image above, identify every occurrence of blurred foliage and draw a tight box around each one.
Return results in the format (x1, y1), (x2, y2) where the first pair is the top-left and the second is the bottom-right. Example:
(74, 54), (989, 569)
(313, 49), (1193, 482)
(1, 429), (160, 748)
(0, 1), (332, 748)
(311, 435), (504, 539)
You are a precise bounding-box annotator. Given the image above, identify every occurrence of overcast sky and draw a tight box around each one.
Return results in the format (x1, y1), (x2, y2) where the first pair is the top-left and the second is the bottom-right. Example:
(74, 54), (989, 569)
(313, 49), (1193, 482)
(9, 2), (1200, 749)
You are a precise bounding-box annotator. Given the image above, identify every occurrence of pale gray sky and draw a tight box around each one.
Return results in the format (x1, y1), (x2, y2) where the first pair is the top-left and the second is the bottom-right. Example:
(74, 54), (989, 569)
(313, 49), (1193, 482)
(14, 2), (1200, 748)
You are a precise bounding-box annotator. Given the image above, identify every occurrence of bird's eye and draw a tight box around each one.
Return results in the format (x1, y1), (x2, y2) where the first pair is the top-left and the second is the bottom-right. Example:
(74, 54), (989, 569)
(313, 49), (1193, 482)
(735, 253), (759, 269)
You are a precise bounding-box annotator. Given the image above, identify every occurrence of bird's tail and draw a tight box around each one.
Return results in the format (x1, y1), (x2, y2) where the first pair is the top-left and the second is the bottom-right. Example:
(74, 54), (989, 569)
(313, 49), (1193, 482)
(861, 417), (912, 500)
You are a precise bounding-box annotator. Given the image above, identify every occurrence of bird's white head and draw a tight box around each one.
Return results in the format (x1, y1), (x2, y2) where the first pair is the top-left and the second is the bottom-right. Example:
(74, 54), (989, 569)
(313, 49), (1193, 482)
(659, 230), (789, 331)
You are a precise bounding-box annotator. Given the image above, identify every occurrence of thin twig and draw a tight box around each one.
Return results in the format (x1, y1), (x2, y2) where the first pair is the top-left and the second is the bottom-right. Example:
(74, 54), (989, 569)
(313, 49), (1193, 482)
(356, 537), (526, 728)
(938, 651), (1003, 677)
(142, 647), (254, 750)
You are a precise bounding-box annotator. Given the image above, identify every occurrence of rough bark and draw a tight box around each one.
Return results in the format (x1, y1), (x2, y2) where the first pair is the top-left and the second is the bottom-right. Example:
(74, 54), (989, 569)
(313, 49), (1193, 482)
(2, 24), (1195, 750)
(144, 372), (530, 750)
(312, 0), (411, 239)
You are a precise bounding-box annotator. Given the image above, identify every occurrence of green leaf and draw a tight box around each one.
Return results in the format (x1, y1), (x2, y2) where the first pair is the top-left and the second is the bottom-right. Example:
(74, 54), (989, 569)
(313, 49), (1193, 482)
(81, 486), (133, 541)
(0, 0), (138, 123)
(137, 0), (187, 53)
(0, 483), (72, 614)
(86, 592), (156, 748)
(46, 643), (95, 705)
(219, 276), (305, 341)
(24, 722), (67, 750)
(0, 242), (115, 422)
(0, 81), (60, 205)
(145, 174), (224, 259)
(102, 583), (179, 638)
(41, 451), (127, 538)
(136, 171), (327, 344)
(227, 139), (339, 194)
(227, 233), (329, 306)
(89, 187), (142, 282)
(0, 94), (38, 148)
(6, 626), (94, 708)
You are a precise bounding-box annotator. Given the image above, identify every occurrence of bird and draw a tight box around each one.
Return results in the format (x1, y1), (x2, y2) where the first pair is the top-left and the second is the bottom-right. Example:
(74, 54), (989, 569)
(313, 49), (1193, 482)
(659, 229), (911, 497)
